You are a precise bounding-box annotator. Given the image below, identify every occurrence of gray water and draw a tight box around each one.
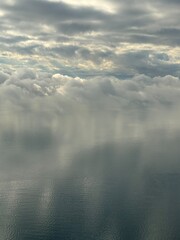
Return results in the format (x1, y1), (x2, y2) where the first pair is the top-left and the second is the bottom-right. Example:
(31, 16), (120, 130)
(1, 110), (180, 240)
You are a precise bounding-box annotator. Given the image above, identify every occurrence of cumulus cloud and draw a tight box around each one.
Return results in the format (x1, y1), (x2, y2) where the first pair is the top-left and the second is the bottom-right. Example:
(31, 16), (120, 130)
(0, 69), (180, 115)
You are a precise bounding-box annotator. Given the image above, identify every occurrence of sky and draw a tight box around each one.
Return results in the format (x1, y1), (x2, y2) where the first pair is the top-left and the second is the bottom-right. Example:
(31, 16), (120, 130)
(0, 3), (180, 237)
(0, 0), (179, 112)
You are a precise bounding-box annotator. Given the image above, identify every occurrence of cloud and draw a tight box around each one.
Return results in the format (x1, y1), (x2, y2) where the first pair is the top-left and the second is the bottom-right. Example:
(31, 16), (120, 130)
(0, 69), (180, 116)
(0, 1), (179, 115)
(0, 0), (179, 76)
(1, 0), (108, 29)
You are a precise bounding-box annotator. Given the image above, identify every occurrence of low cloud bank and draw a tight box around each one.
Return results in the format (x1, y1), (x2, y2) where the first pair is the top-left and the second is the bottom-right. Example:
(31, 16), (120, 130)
(0, 69), (180, 114)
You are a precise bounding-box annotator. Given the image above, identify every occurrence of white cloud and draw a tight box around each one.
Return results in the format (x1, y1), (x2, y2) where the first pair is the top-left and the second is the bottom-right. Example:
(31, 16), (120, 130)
(0, 69), (180, 115)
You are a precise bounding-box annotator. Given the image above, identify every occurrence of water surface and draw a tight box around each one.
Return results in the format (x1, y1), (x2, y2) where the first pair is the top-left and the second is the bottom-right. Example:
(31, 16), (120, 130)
(1, 110), (180, 239)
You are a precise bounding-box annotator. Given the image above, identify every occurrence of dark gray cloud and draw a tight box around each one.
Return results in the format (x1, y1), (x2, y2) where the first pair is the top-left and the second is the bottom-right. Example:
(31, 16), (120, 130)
(1, 0), (108, 29)
(0, 35), (29, 44)
(1, 0), (179, 42)
(114, 50), (180, 77)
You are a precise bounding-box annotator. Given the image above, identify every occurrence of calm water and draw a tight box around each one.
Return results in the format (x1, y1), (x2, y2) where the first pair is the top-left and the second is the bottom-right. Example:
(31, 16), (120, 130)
(1, 111), (180, 240)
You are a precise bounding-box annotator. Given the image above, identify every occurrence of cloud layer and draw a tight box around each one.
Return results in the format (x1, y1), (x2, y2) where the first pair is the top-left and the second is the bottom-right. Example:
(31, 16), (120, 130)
(0, 69), (180, 115)
(0, 0), (179, 120)
(0, 0), (179, 77)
